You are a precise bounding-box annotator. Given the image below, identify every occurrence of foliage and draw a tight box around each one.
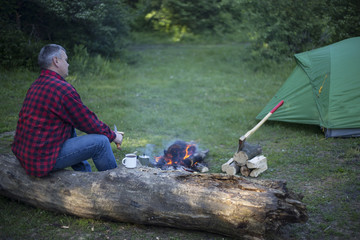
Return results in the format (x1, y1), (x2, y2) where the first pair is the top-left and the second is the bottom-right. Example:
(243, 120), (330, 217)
(144, 6), (190, 42)
(136, 0), (359, 60)
(69, 44), (114, 78)
(141, 0), (243, 41)
(1, 0), (360, 68)
(241, 0), (360, 61)
(241, 0), (328, 61)
(0, 1), (42, 69)
(126, 0), (163, 32)
(0, 0), (131, 69)
(0, 28), (43, 69)
(69, 45), (91, 75)
(326, 0), (360, 42)
(167, 0), (243, 34)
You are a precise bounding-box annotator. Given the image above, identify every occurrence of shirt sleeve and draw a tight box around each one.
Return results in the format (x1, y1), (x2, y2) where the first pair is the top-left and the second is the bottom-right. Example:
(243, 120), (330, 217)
(60, 90), (116, 142)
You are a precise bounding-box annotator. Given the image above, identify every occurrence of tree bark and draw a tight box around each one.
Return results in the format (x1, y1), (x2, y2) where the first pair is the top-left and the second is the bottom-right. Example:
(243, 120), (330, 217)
(0, 153), (307, 240)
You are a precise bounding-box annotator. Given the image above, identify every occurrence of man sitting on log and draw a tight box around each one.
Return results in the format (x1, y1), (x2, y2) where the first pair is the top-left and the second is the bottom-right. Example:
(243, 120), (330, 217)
(11, 44), (124, 177)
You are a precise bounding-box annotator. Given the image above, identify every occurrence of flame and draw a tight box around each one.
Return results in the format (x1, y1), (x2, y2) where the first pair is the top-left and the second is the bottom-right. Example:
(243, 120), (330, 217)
(184, 144), (192, 159)
(165, 156), (174, 165)
(155, 142), (196, 167)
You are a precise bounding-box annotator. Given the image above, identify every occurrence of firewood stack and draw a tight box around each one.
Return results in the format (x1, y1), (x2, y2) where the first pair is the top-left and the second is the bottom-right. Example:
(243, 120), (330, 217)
(222, 142), (267, 177)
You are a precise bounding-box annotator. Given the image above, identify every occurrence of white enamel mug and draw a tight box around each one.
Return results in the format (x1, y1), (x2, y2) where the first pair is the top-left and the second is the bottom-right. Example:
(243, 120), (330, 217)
(122, 154), (137, 168)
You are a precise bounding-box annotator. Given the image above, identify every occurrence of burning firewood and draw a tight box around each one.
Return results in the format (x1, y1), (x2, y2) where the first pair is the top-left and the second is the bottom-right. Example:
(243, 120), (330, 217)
(153, 140), (209, 172)
(192, 162), (209, 173)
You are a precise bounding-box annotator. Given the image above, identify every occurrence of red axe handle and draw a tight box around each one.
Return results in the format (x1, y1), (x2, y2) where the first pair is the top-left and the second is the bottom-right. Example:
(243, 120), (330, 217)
(238, 100), (284, 151)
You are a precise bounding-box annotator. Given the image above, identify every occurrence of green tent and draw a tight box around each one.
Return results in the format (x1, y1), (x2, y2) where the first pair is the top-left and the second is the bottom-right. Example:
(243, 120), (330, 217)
(256, 37), (360, 137)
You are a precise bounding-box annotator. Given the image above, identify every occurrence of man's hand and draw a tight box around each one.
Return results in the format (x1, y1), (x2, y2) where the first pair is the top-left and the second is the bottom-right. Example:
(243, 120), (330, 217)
(114, 131), (124, 149)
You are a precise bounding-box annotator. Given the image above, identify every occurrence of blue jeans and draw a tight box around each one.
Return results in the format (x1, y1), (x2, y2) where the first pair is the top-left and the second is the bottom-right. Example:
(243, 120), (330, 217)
(52, 133), (117, 173)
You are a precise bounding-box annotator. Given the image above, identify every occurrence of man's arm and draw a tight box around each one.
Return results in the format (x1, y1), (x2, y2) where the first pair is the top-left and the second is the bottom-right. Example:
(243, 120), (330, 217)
(60, 91), (116, 141)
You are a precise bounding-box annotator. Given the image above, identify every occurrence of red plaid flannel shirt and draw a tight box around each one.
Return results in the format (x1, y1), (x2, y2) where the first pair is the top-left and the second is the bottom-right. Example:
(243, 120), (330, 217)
(11, 69), (116, 177)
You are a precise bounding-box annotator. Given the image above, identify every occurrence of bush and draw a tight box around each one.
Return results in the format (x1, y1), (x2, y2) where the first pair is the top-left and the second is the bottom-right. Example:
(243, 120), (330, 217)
(326, 0), (360, 42)
(0, 27), (43, 70)
(69, 44), (116, 79)
(242, 0), (328, 61)
(242, 0), (360, 61)
(142, 0), (244, 41)
(0, 0), (131, 69)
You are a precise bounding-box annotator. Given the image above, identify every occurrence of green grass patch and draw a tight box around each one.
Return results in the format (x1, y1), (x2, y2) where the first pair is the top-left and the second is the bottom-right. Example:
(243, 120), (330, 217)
(1, 42), (359, 239)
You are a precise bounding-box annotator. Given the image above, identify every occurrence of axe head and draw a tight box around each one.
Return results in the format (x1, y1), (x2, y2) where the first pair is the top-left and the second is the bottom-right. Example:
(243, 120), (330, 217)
(237, 136), (246, 152)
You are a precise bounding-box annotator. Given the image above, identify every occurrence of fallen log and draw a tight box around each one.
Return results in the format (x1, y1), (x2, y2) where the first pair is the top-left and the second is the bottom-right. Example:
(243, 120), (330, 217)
(0, 153), (307, 240)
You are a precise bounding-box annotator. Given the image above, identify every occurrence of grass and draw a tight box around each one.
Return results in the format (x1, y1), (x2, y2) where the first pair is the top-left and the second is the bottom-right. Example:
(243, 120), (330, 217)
(1, 41), (359, 239)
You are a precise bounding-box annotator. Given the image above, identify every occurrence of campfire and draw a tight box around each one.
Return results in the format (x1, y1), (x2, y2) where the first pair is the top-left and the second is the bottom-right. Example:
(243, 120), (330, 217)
(152, 140), (209, 172)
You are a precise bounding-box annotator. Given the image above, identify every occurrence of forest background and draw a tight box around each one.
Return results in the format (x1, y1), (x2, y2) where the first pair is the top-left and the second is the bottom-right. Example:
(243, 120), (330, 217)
(1, 0), (359, 69)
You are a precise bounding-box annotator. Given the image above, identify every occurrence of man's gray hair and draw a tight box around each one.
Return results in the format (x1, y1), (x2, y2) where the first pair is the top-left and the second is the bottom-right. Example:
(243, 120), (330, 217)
(38, 44), (66, 69)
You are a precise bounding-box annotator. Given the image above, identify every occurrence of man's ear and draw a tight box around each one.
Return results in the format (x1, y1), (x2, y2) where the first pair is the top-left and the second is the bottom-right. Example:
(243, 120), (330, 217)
(52, 56), (59, 66)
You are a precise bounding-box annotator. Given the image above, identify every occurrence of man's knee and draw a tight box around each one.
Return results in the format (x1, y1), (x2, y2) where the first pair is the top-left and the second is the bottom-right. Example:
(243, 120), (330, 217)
(93, 134), (110, 145)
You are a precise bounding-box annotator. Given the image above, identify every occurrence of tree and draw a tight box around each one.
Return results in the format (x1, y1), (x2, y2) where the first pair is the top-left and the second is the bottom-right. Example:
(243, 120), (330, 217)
(164, 0), (242, 34)
(241, 0), (328, 60)
(0, 0), (43, 68)
(142, 0), (243, 41)
(0, 0), (131, 68)
(241, 0), (360, 61)
(326, 0), (360, 42)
